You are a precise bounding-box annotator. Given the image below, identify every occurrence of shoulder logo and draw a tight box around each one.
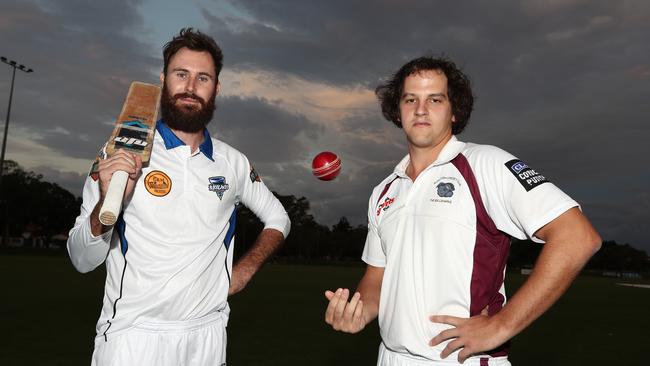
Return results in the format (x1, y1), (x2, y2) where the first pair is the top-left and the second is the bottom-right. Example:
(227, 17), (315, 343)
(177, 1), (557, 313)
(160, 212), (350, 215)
(505, 159), (549, 191)
(249, 166), (261, 183)
(208, 176), (230, 200)
(436, 182), (455, 198)
(145, 170), (172, 197)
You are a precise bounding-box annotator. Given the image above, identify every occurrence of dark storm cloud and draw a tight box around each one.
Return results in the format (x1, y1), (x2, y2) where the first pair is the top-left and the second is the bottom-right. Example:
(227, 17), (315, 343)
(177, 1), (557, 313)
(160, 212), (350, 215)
(0, 0), (159, 159)
(199, 0), (650, 249)
(210, 95), (321, 164)
(1, 1), (648, 250)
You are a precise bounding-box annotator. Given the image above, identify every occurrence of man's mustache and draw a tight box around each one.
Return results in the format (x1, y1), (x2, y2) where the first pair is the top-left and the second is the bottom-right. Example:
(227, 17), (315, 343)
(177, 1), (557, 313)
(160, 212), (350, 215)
(173, 92), (206, 106)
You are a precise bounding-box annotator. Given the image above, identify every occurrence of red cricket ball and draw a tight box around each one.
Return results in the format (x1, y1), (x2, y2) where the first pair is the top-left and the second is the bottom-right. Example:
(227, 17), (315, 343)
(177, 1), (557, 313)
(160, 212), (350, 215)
(312, 151), (341, 181)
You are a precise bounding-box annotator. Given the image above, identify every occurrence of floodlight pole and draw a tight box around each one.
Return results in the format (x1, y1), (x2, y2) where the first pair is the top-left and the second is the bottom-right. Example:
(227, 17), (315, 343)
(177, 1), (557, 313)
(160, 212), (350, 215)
(0, 57), (33, 245)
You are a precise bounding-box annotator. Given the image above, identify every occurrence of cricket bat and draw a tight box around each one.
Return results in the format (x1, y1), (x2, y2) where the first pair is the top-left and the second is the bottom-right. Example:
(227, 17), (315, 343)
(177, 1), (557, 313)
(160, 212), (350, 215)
(98, 82), (161, 226)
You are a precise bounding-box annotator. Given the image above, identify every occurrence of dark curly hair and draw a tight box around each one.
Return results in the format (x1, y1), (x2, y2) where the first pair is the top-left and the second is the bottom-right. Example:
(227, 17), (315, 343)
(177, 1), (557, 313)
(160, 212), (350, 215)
(375, 56), (474, 135)
(163, 28), (224, 81)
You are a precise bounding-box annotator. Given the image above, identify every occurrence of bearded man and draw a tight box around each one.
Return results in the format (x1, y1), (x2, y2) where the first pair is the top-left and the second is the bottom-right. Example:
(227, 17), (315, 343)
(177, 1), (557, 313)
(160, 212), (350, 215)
(67, 28), (290, 366)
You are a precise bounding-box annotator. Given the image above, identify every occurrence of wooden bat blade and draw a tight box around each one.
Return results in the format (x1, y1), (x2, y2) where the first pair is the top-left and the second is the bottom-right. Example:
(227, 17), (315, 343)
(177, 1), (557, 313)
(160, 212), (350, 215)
(105, 82), (161, 163)
(99, 81), (161, 226)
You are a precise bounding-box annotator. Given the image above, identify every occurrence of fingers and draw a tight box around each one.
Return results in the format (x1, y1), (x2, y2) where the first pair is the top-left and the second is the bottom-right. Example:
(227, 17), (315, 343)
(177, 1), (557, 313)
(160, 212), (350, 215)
(352, 298), (364, 323)
(324, 290), (335, 301)
(429, 327), (459, 347)
(324, 288), (343, 325)
(333, 288), (350, 322)
(129, 155), (143, 180)
(343, 291), (360, 323)
(458, 347), (474, 364)
(440, 338), (463, 359)
(98, 150), (138, 177)
(324, 289), (365, 333)
(429, 314), (462, 326)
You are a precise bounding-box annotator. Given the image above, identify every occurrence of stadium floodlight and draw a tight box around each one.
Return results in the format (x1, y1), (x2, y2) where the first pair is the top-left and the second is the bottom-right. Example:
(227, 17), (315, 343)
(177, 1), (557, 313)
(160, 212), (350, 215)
(0, 57), (34, 236)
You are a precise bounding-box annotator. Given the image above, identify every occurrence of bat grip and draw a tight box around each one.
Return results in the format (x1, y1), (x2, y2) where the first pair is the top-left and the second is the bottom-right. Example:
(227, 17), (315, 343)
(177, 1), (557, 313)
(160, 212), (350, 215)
(99, 170), (129, 226)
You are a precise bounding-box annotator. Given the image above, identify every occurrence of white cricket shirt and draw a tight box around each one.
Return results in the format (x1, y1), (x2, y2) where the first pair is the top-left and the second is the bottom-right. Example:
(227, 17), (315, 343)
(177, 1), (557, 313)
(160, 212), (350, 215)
(68, 121), (290, 341)
(362, 136), (578, 363)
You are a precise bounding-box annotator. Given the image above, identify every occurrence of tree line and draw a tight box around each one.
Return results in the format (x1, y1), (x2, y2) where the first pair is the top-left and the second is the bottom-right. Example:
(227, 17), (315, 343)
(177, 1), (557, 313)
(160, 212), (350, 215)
(1, 161), (648, 273)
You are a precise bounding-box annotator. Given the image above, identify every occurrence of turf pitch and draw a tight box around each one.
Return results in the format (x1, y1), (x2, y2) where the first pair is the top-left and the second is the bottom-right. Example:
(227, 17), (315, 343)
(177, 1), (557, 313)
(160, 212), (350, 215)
(1, 255), (648, 365)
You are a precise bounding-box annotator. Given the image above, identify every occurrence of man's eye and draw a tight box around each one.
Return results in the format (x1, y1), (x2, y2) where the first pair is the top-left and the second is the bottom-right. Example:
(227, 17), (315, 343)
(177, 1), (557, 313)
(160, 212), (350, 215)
(199, 76), (210, 82)
(176, 72), (187, 79)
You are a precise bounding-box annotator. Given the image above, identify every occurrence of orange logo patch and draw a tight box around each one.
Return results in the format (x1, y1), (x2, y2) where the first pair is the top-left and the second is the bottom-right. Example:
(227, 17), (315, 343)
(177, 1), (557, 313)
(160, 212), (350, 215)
(144, 170), (172, 197)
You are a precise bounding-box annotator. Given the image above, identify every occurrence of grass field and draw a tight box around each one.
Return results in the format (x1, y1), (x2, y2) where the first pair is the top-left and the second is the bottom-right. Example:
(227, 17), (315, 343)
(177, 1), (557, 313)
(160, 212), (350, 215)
(1, 255), (649, 365)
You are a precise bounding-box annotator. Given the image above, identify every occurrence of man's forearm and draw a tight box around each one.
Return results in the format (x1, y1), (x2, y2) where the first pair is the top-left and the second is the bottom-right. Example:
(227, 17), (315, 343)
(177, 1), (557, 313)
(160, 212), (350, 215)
(356, 265), (384, 325)
(231, 228), (284, 292)
(495, 208), (601, 340)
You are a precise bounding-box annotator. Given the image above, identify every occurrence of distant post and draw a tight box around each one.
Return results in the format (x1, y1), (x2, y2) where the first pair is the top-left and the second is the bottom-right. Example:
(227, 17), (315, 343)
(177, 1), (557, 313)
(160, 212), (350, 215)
(1, 57), (34, 246)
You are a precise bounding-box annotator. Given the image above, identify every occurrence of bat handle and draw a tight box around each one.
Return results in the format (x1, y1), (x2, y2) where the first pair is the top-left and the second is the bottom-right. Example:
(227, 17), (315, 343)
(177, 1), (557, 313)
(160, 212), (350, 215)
(99, 170), (129, 226)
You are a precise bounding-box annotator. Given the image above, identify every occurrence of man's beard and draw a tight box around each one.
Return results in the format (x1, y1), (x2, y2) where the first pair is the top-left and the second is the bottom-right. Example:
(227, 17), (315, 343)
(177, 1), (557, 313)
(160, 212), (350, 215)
(160, 84), (216, 133)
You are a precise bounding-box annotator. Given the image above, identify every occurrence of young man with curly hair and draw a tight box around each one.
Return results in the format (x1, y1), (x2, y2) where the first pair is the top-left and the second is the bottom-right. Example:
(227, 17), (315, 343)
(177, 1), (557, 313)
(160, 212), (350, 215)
(324, 56), (601, 365)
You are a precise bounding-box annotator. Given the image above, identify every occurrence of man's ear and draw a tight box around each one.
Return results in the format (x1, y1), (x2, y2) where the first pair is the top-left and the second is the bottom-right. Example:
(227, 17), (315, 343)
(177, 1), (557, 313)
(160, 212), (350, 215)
(160, 72), (165, 84)
(215, 81), (221, 96)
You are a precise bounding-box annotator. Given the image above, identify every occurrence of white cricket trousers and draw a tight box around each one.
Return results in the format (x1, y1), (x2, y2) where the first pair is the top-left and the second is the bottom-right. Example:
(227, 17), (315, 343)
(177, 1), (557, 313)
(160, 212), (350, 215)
(91, 311), (227, 366)
(377, 343), (512, 366)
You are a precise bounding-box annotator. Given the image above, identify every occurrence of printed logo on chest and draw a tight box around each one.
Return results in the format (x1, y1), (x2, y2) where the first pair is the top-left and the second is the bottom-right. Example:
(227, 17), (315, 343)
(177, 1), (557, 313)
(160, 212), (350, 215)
(431, 176), (460, 204)
(376, 197), (395, 216)
(208, 176), (230, 200)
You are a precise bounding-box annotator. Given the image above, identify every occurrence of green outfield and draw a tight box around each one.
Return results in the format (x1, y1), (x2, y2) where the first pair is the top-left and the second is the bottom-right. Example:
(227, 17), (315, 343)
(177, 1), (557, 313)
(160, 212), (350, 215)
(1, 255), (648, 365)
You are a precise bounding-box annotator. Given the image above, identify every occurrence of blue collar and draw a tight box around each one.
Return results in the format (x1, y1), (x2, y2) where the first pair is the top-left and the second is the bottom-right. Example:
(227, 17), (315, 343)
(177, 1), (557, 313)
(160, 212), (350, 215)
(155, 120), (214, 161)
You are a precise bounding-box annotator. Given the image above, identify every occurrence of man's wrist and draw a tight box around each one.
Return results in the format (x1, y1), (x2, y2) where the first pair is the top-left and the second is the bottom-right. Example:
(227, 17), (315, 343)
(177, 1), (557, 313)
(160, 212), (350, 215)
(490, 311), (515, 343)
(90, 200), (114, 236)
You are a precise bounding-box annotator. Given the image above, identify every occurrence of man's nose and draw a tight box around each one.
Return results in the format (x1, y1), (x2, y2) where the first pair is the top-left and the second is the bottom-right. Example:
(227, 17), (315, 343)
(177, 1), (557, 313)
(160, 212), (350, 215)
(415, 101), (427, 116)
(185, 76), (197, 94)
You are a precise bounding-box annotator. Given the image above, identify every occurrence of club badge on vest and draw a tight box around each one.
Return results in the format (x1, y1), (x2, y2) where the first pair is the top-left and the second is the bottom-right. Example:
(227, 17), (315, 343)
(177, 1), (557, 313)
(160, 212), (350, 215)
(208, 176), (230, 200)
(144, 170), (172, 197)
(431, 177), (459, 204)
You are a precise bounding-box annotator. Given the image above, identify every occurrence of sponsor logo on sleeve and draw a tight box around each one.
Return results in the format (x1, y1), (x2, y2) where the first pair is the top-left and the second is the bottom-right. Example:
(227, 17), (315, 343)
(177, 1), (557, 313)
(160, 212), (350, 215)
(249, 166), (261, 183)
(145, 170), (172, 197)
(505, 159), (549, 191)
(208, 176), (230, 200)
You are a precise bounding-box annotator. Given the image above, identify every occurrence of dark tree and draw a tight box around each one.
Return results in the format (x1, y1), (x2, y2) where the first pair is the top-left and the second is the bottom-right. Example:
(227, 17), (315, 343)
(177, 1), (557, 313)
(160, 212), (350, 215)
(1, 160), (81, 245)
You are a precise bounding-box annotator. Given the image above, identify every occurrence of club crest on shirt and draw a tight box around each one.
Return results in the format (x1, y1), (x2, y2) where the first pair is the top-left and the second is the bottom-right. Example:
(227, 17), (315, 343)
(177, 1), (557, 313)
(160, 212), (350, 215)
(505, 159), (549, 191)
(376, 197), (395, 216)
(145, 170), (172, 197)
(436, 182), (455, 198)
(208, 176), (230, 200)
(431, 177), (459, 204)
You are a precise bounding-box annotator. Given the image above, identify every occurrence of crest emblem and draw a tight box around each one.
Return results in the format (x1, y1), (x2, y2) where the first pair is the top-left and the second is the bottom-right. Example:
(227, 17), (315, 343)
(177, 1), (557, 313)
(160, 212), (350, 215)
(208, 176), (230, 200)
(436, 182), (455, 198)
(145, 171), (172, 197)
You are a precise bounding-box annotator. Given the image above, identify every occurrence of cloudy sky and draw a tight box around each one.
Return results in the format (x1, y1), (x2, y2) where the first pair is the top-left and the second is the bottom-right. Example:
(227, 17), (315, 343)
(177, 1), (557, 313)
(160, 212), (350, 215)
(1, 0), (649, 252)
